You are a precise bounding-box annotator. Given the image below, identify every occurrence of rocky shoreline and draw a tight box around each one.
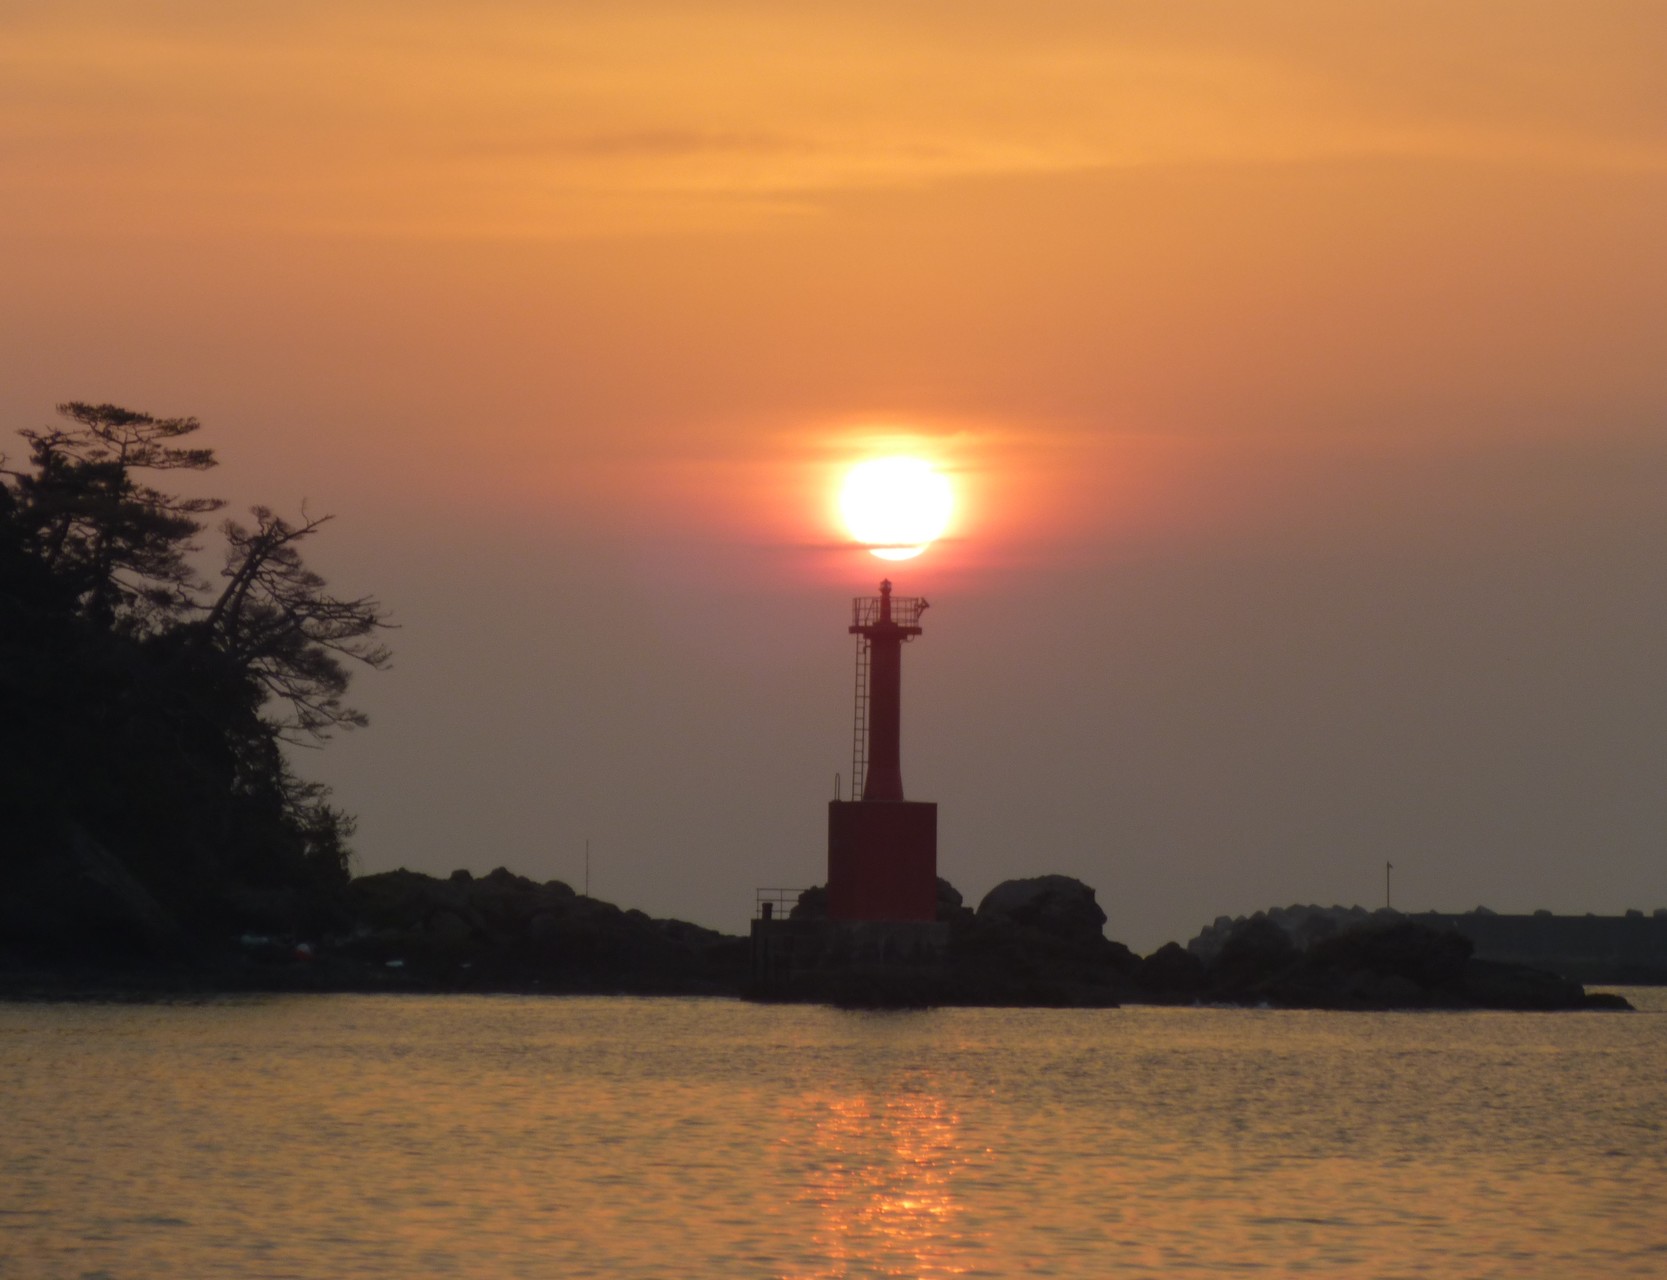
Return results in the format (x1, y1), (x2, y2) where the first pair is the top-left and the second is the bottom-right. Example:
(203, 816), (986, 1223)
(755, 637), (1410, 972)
(0, 859), (1634, 1011)
(0, 864), (749, 1001)
(751, 876), (1632, 1011)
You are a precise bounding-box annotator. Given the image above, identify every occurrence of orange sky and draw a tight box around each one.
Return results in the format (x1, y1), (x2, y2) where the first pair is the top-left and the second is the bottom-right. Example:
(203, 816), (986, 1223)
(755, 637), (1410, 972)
(4, 2), (1665, 947)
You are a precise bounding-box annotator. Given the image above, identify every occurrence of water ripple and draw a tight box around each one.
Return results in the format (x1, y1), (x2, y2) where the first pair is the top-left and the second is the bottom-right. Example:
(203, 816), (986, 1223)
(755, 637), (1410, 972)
(0, 992), (1664, 1277)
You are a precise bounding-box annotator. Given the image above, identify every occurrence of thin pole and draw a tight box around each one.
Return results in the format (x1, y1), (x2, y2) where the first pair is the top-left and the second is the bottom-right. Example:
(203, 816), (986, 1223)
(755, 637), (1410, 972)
(585, 838), (591, 898)
(1386, 861), (1393, 910)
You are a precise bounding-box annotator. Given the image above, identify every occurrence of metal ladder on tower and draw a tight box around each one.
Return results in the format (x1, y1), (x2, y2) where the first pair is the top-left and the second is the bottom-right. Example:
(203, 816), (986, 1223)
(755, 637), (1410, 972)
(850, 636), (870, 802)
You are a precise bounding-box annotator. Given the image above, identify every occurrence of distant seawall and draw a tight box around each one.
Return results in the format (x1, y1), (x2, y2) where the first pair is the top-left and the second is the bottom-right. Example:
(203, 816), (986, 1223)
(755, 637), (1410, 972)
(1413, 912), (1667, 984)
(1190, 906), (1667, 985)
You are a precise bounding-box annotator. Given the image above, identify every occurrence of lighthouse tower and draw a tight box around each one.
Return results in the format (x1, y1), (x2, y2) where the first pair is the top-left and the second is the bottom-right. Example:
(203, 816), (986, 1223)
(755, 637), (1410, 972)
(827, 580), (938, 921)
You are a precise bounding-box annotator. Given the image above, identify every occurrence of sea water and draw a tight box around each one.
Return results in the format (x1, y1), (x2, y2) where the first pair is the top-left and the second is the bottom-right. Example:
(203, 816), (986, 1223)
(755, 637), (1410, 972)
(2, 990), (1664, 1278)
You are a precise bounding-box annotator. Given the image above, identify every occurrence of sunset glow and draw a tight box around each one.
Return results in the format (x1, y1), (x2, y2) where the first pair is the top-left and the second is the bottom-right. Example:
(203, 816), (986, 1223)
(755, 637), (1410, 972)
(839, 457), (954, 560)
(4, 0), (1665, 952)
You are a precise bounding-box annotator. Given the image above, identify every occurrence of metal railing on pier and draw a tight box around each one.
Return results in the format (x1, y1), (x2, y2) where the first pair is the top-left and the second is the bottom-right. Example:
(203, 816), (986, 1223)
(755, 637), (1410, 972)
(753, 888), (809, 921)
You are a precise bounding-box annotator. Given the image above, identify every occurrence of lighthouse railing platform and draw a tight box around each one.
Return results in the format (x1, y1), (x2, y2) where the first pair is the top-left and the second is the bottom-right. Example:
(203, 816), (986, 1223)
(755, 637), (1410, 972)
(851, 594), (928, 629)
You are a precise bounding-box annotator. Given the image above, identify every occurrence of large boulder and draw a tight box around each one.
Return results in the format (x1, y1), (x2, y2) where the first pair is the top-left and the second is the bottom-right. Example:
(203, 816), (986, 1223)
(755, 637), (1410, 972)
(976, 876), (1107, 944)
(1304, 920), (1473, 991)
(1187, 904), (1391, 964)
(936, 878), (974, 926)
(1462, 959), (1589, 1011)
(1137, 941), (1205, 998)
(1204, 914), (1300, 995)
(464, 866), (574, 934)
(346, 868), (477, 934)
(790, 885), (827, 920)
(785, 879), (970, 926)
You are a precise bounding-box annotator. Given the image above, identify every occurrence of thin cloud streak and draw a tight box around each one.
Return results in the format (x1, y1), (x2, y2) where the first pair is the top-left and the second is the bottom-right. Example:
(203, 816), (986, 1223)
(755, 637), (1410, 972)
(5, 2), (1665, 240)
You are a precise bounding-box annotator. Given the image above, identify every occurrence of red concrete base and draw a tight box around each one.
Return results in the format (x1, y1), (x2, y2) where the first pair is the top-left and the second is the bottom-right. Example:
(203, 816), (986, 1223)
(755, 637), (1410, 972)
(827, 800), (938, 922)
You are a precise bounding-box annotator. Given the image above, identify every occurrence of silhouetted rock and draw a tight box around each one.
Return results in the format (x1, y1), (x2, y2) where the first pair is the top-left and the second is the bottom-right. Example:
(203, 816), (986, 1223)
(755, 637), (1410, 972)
(1461, 958), (1589, 1011)
(783, 878), (967, 926)
(384, 871), (744, 994)
(1194, 918), (1628, 1011)
(6, 850), (1631, 1010)
(428, 909), (473, 945)
(977, 875), (1107, 944)
(951, 875), (1136, 1003)
(1205, 915), (1300, 996)
(1137, 942), (1205, 998)
(1188, 902), (1667, 988)
(752, 879), (1630, 1011)
(752, 877), (1135, 1007)
(790, 885), (827, 920)
(1306, 920), (1473, 990)
(1188, 904), (1391, 964)
(1583, 990), (1634, 1011)
(936, 877), (973, 926)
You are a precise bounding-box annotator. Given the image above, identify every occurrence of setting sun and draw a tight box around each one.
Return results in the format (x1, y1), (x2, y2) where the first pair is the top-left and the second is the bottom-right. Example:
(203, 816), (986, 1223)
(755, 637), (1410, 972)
(839, 457), (954, 560)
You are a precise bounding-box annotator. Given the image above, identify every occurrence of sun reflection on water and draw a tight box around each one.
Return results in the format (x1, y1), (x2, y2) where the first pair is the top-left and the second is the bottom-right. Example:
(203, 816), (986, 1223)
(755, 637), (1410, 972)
(786, 1083), (972, 1279)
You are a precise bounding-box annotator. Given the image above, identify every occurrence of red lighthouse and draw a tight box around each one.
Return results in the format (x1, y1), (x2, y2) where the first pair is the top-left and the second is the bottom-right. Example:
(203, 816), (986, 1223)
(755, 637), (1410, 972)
(826, 580), (938, 921)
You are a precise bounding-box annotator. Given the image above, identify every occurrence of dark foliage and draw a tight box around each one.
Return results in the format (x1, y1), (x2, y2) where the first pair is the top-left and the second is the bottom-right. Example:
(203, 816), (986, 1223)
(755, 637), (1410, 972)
(205, 507), (391, 742)
(6, 403), (222, 631)
(1, 403), (390, 957)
